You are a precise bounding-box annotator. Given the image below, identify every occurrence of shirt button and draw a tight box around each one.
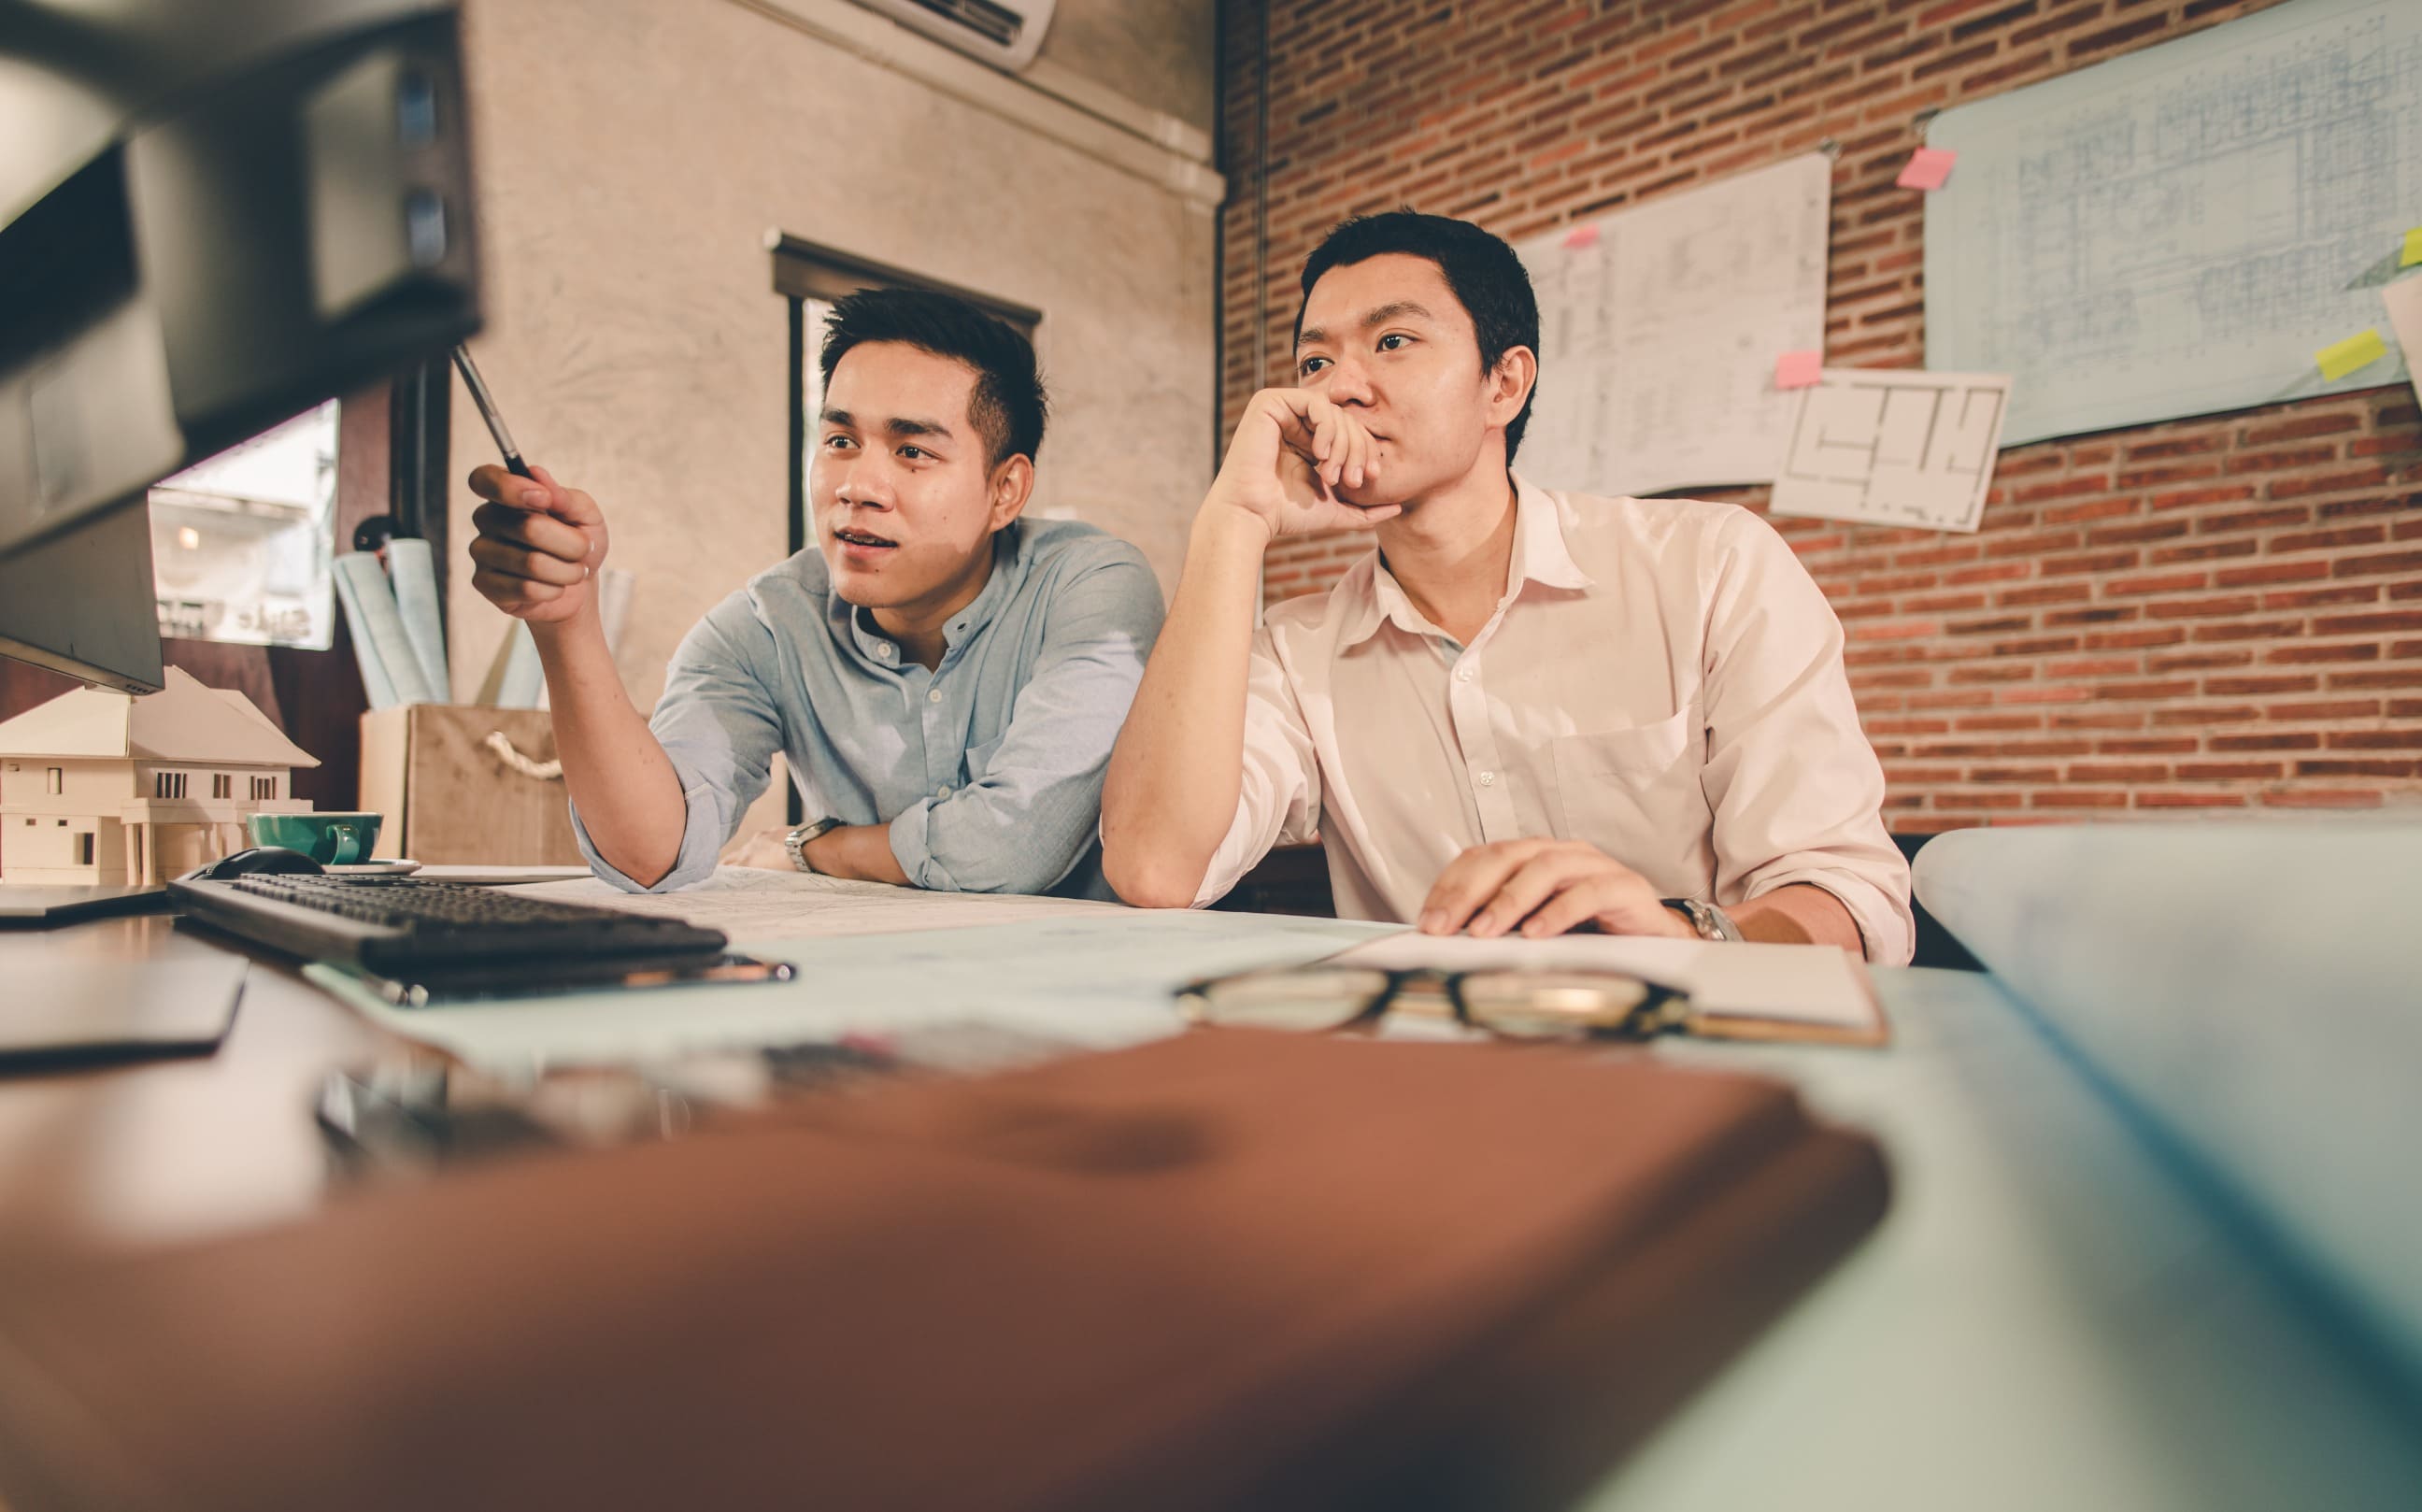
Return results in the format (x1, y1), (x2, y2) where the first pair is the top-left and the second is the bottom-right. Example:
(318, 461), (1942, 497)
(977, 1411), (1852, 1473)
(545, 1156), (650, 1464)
(1455, 664), (1474, 683)
(1476, 770), (1496, 787)
(935, 784), (951, 798)
(928, 689), (943, 704)
(876, 644), (893, 660)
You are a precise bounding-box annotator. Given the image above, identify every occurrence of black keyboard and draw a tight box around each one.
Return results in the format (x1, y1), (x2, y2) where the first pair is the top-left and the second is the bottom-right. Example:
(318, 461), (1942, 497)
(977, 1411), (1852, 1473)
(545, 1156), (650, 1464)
(168, 875), (728, 981)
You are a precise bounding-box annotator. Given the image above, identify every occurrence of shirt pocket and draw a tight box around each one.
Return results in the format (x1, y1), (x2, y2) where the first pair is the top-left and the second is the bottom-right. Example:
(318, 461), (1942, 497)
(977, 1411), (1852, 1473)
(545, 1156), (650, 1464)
(961, 734), (1007, 786)
(1546, 708), (1708, 860)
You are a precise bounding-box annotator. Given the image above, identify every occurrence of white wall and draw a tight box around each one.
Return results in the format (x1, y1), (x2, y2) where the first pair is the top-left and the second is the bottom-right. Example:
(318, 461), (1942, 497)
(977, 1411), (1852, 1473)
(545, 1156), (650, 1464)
(445, 0), (1219, 734)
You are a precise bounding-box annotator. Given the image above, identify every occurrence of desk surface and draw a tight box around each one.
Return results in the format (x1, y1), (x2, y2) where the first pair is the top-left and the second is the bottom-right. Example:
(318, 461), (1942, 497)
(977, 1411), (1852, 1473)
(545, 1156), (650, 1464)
(1, 906), (2416, 1511)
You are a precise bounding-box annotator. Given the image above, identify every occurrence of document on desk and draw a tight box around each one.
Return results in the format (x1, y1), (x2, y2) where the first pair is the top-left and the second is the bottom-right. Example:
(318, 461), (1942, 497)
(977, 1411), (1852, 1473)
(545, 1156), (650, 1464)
(304, 909), (1396, 1073)
(1326, 934), (1888, 1044)
(505, 865), (1124, 944)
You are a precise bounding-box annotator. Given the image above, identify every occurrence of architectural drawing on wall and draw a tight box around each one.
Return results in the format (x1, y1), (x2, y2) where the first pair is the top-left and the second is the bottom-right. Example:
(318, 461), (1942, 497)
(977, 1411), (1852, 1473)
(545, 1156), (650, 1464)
(1770, 370), (2012, 534)
(1515, 153), (1830, 498)
(1925, 0), (2422, 446)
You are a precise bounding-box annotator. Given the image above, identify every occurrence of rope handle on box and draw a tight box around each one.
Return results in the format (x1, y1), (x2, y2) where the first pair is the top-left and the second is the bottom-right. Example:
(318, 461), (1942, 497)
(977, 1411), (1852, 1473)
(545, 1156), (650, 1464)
(482, 731), (563, 781)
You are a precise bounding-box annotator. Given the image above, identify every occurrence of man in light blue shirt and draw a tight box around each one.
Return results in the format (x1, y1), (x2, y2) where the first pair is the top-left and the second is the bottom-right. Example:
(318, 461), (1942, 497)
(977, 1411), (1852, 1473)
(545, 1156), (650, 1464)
(463, 288), (1164, 898)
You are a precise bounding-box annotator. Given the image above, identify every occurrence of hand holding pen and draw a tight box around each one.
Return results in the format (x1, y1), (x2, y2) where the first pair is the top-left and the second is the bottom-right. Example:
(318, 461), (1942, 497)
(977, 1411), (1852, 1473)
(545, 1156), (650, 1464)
(457, 344), (611, 625)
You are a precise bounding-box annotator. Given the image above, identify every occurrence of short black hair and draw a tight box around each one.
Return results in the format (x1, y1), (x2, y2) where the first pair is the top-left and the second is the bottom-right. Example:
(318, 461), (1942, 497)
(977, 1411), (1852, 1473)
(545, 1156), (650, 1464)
(1295, 210), (1541, 462)
(819, 287), (1047, 467)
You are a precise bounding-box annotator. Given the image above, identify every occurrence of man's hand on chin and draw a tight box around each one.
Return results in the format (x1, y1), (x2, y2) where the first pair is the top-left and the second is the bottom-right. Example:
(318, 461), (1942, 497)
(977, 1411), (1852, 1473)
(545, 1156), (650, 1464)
(1416, 838), (1695, 940)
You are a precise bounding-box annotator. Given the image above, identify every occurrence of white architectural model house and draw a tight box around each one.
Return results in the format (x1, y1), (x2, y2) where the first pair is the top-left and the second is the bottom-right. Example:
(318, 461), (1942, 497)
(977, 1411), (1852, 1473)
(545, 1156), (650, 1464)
(0, 668), (317, 885)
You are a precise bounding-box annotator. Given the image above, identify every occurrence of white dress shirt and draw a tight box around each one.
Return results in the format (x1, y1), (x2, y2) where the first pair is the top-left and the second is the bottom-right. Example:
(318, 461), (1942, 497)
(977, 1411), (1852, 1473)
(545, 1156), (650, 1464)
(1193, 475), (1915, 964)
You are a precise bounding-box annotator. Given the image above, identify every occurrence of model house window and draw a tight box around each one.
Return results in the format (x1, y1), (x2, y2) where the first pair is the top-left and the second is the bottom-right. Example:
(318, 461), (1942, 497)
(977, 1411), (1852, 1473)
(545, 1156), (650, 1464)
(46, 766), (62, 794)
(212, 773), (232, 799)
(251, 775), (277, 800)
(154, 771), (187, 800)
(75, 833), (93, 865)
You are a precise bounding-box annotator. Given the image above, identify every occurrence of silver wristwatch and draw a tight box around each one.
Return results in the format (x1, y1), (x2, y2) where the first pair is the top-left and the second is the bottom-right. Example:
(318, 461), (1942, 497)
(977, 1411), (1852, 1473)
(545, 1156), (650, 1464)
(1663, 896), (1744, 944)
(782, 816), (842, 873)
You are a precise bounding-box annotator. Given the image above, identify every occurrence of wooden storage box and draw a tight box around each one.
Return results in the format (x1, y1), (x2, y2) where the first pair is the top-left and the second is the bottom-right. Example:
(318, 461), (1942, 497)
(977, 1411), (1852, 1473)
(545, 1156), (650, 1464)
(359, 706), (585, 865)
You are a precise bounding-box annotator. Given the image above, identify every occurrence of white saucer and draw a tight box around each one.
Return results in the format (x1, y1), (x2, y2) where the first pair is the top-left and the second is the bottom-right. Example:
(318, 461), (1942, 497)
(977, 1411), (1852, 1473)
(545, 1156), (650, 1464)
(323, 859), (422, 877)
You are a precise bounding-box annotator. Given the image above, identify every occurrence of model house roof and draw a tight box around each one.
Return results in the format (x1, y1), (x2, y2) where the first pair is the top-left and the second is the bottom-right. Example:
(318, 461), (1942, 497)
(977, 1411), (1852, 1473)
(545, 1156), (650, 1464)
(0, 668), (320, 768)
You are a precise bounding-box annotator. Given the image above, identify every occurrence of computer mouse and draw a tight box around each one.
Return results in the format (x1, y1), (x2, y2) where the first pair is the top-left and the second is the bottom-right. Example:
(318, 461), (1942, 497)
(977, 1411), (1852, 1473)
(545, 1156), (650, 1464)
(181, 848), (327, 882)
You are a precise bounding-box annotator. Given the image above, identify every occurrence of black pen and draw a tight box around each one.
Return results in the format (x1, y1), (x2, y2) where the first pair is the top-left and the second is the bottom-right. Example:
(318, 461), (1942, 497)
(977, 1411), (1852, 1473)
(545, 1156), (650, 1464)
(449, 343), (533, 479)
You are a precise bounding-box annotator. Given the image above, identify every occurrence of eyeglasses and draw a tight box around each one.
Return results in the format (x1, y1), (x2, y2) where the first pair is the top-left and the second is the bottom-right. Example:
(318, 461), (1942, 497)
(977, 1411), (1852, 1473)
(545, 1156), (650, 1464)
(1175, 963), (1692, 1041)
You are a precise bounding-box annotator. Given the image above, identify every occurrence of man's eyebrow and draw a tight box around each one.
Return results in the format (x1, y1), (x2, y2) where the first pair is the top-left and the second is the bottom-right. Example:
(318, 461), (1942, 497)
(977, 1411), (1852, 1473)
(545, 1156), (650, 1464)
(819, 407), (954, 440)
(1295, 300), (1439, 349)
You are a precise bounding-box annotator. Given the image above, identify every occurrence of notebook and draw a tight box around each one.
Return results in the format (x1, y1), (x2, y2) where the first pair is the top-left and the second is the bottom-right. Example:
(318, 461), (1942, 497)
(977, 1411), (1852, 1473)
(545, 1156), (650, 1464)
(0, 1031), (1888, 1512)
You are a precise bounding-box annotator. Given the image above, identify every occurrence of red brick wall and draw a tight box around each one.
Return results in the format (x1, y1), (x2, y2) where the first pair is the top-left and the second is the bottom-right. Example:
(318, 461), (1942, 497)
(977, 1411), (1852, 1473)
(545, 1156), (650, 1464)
(1218, 0), (2422, 828)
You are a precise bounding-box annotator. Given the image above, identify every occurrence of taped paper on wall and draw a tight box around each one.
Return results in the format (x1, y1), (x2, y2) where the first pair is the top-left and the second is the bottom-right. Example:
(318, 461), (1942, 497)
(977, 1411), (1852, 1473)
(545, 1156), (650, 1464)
(2383, 277), (2422, 409)
(1924, 0), (2422, 444)
(1769, 369), (2012, 534)
(1515, 153), (1831, 498)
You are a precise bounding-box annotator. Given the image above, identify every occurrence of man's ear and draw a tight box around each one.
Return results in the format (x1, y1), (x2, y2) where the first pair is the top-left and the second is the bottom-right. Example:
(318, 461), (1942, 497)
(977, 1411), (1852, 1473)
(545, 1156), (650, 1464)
(1487, 345), (1538, 431)
(987, 454), (1036, 532)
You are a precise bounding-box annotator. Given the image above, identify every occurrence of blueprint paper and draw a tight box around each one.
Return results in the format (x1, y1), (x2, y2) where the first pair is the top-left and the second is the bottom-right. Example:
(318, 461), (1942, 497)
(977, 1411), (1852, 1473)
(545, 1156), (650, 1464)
(1516, 153), (1831, 498)
(1770, 368), (2012, 534)
(508, 865), (1127, 945)
(1924, 0), (2422, 446)
(305, 909), (1392, 1073)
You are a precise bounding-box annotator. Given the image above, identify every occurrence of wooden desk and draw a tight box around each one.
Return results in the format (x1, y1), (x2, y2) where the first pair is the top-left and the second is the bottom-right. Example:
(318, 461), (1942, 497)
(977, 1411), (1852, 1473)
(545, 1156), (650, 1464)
(0, 915), (403, 1254)
(3, 907), (2418, 1510)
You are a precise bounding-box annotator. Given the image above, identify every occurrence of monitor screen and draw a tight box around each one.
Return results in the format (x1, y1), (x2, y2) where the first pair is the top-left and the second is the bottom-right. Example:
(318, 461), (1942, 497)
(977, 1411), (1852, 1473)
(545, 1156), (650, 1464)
(0, 0), (479, 690)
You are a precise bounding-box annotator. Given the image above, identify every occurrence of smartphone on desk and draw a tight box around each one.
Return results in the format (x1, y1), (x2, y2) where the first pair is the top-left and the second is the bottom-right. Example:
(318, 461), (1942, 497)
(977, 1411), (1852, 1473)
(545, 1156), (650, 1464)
(315, 1020), (1084, 1177)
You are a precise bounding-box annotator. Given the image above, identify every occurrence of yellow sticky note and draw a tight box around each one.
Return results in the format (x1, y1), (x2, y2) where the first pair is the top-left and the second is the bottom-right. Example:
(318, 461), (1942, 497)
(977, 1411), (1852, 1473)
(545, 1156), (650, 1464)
(2405, 227), (2422, 267)
(2316, 328), (2388, 381)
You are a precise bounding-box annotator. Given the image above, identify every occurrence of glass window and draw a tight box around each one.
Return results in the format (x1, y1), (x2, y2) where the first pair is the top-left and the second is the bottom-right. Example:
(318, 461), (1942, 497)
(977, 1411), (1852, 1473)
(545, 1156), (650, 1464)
(150, 402), (339, 649)
(45, 766), (61, 794)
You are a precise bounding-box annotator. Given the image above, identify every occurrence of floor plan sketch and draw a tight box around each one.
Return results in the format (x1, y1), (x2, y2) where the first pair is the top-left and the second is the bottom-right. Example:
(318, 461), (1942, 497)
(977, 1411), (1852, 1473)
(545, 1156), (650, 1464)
(1770, 369), (2012, 533)
(1924, 0), (2422, 446)
(1516, 153), (1830, 498)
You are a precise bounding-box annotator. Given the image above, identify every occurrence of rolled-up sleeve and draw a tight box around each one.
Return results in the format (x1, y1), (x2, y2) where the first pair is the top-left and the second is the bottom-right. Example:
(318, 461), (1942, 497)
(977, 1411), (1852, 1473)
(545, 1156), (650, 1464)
(1698, 512), (1914, 964)
(571, 594), (783, 894)
(1188, 627), (1322, 907)
(887, 550), (1164, 894)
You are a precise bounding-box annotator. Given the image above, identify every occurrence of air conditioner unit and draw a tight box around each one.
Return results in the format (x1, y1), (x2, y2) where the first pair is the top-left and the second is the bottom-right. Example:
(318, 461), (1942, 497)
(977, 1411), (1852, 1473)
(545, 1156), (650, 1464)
(846, 0), (1057, 73)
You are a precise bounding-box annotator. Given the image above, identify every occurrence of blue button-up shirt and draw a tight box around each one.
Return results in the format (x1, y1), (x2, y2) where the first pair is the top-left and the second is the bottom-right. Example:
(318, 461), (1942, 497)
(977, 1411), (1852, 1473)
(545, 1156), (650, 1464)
(573, 520), (1164, 898)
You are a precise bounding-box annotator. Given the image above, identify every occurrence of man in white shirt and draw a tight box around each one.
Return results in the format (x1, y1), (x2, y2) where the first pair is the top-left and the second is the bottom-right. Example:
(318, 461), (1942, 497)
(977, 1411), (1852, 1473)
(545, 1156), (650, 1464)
(1100, 211), (1912, 962)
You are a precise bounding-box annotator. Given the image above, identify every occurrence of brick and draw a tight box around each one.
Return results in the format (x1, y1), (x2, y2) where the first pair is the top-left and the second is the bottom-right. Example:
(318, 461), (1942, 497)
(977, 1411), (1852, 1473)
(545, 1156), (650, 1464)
(2176, 761), (2284, 781)
(2298, 759), (2419, 779)
(2264, 699), (2381, 721)
(2258, 790), (2386, 808)
(2327, 729), (2422, 749)
(2133, 792), (2249, 808)
(2311, 610), (2422, 635)
(2265, 643), (2382, 664)
(2064, 763), (2168, 783)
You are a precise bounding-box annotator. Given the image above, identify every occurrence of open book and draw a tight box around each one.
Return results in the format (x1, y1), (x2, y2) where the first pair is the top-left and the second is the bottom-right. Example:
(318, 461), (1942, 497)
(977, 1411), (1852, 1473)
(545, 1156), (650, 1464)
(1326, 932), (1888, 1047)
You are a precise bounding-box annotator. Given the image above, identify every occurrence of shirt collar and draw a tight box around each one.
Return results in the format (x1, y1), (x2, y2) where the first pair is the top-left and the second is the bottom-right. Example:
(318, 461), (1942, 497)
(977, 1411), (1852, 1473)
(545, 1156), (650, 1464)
(1337, 473), (1593, 649)
(841, 521), (1026, 667)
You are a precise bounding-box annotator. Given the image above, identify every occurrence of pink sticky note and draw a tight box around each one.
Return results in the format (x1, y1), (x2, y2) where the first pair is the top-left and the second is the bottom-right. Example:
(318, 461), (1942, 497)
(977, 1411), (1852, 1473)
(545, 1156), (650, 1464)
(1562, 222), (1601, 250)
(1897, 147), (1957, 191)
(1775, 350), (1823, 389)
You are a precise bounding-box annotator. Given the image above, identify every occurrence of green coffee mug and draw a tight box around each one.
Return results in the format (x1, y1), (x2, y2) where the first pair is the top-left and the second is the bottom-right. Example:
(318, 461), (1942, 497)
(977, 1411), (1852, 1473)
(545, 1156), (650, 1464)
(247, 811), (383, 865)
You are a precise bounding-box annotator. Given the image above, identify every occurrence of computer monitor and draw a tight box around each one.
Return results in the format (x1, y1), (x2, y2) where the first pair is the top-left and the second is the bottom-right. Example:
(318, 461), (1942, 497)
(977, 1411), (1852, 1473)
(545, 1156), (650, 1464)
(0, 0), (483, 691)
